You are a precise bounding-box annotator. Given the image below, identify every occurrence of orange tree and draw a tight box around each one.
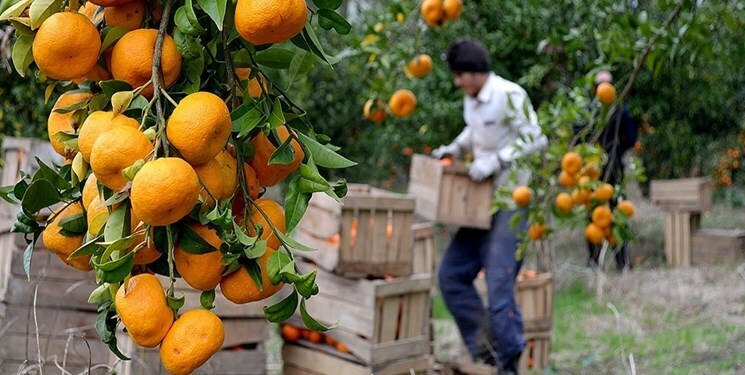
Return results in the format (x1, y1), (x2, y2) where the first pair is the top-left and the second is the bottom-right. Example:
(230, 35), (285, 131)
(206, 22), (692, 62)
(0, 0), (354, 369)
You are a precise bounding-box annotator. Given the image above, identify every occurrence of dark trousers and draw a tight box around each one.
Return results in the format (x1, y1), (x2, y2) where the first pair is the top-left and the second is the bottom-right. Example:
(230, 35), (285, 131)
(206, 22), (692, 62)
(438, 210), (526, 368)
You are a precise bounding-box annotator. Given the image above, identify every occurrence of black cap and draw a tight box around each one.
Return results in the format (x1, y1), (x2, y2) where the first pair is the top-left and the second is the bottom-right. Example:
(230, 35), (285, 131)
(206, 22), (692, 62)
(446, 38), (491, 73)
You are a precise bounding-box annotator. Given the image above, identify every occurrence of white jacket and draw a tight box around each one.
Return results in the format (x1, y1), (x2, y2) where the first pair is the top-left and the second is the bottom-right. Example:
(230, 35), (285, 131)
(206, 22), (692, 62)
(448, 73), (547, 187)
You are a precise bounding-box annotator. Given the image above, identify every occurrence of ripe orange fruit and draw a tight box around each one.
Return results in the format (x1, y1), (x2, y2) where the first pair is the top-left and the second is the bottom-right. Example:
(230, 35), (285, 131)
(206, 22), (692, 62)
(616, 200), (635, 217)
(32, 12), (101, 80)
(250, 127), (304, 187)
(245, 198), (286, 249)
(571, 188), (591, 205)
(585, 223), (604, 245)
(82, 174), (100, 211)
(73, 61), (113, 84)
(594, 183), (614, 202)
(512, 186), (532, 207)
(48, 92), (93, 157)
(307, 331), (324, 343)
(235, 0), (307, 45)
(337, 342), (350, 353)
(236, 67), (267, 98)
(578, 176), (592, 189)
(167, 92), (231, 165)
(104, 0), (145, 30)
(42, 202), (91, 271)
(592, 205), (613, 228)
(325, 335), (337, 346)
(220, 249), (284, 304)
(421, 0), (444, 27)
(363, 99), (387, 123)
(128, 214), (162, 265)
(78, 111), (139, 162)
(115, 274), (174, 348)
(88, 0), (136, 5)
(443, 0), (463, 21)
(596, 82), (617, 106)
(555, 192), (573, 213)
(439, 157), (454, 166)
(561, 152), (583, 174)
(79, 2), (103, 24)
(174, 224), (225, 291)
(583, 162), (601, 179)
(528, 223), (547, 240)
(388, 89), (417, 117)
(523, 269), (537, 279)
(558, 170), (578, 187)
(281, 324), (301, 342)
(160, 309), (224, 375)
(90, 126), (152, 191)
(193, 158), (224, 207)
(131, 157), (200, 226)
(111, 29), (181, 98)
(86, 195), (110, 236)
(408, 54), (433, 78)
(215, 150), (238, 200)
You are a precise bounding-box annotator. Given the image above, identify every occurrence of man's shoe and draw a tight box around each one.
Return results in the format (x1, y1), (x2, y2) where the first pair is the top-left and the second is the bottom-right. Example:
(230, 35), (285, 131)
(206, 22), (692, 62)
(500, 351), (521, 375)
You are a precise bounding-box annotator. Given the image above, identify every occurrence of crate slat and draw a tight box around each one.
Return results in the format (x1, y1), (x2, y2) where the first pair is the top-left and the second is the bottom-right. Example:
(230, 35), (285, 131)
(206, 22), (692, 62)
(650, 177), (712, 212)
(692, 229), (745, 265)
(283, 343), (432, 375)
(663, 211), (700, 267)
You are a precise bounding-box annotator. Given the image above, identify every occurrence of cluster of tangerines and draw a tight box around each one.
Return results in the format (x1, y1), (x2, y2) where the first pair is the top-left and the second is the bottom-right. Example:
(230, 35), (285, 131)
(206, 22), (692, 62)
(281, 324), (350, 354)
(16, 0), (317, 373)
(512, 151), (635, 246)
(361, 0), (463, 124)
(713, 148), (741, 187)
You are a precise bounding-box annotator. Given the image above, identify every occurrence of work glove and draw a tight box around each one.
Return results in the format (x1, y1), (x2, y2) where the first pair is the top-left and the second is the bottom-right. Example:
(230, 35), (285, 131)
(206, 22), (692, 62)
(468, 153), (501, 182)
(431, 143), (461, 159)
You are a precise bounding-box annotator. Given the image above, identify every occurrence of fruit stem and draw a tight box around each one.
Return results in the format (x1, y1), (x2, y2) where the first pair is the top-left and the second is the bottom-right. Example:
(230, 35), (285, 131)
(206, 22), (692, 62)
(151, 0), (175, 158)
(166, 224), (176, 298)
(221, 29), (239, 110)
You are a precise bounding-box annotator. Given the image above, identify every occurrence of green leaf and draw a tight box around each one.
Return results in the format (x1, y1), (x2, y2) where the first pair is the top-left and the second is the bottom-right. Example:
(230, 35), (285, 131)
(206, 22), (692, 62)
(174, 5), (204, 36)
(0, 185), (20, 204)
(255, 48), (295, 69)
(100, 27), (128, 53)
(295, 131), (356, 169)
(174, 28), (202, 60)
(267, 250), (292, 285)
(95, 254), (134, 283)
(58, 212), (87, 234)
(235, 107), (263, 137)
(99, 80), (133, 97)
(181, 52), (205, 94)
(294, 269), (319, 299)
(11, 34), (33, 77)
(29, 0), (63, 29)
(263, 289), (298, 323)
(167, 293), (186, 311)
(301, 26), (339, 66)
(333, 178), (348, 199)
(284, 176), (310, 232)
(268, 137), (296, 165)
(21, 179), (62, 213)
(287, 50), (315, 86)
(232, 220), (257, 246)
(87, 283), (112, 305)
(300, 299), (336, 331)
(196, 0), (226, 31)
(276, 231), (315, 252)
(33, 157), (68, 190)
(103, 204), (128, 243)
(69, 235), (103, 259)
(268, 99), (286, 128)
(0, 0), (32, 21)
(22, 233), (41, 280)
(317, 9), (351, 35)
(200, 290), (216, 309)
(312, 0), (343, 9)
(244, 239), (267, 259)
(184, 0), (206, 34)
(177, 223), (217, 254)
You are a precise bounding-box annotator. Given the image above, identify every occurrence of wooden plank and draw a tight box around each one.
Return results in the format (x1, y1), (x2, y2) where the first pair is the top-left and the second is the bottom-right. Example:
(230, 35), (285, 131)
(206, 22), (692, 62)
(373, 274), (432, 299)
(692, 229), (745, 265)
(682, 212), (691, 266)
(664, 213), (673, 266)
(0, 332), (110, 365)
(1, 305), (98, 337)
(283, 343), (431, 375)
(0, 361), (113, 375)
(377, 296), (401, 343)
(3, 275), (98, 311)
(403, 292), (427, 339)
(650, 177), (712, 212)
(344, 196), (416, 211)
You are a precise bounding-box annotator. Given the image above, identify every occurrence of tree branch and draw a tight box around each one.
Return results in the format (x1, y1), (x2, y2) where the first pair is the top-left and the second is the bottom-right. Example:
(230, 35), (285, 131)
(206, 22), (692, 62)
(151, 0), (175, 158)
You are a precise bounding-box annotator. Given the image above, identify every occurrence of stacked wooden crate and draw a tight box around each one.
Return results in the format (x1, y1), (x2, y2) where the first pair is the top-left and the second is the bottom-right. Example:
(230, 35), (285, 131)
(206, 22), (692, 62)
(0, 138), (111, 374)
(650, 177), (712, 267)
(286, 185), (434, 374)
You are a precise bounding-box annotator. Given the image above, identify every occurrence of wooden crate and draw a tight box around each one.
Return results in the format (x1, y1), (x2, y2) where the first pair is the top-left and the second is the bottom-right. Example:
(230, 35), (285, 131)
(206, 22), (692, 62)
(0, 305), (112, 374)
(283, 342), (432, 375)
(294, 184), (416, 278)
(444, 330), (549, 375)
(515, 273), (554, 333)
(411, 222), (436, 276)
(294, 262), (432, 366)
(408, 154), (493, 229)
(692, 229), (745, 265)
(650, 177), (713, 213)
(663, 211), (701, 267)
(112, 318), (269, 375)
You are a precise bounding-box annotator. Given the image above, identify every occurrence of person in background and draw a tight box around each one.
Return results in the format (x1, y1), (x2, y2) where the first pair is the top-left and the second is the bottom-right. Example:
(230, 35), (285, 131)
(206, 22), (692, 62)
(574, 70), (638, 269)
(431, 38), (548, 374)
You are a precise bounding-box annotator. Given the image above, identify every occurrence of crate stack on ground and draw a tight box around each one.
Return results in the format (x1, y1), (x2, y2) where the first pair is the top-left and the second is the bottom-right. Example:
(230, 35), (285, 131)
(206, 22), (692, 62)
(111, 277), (270, 374)
(650, 177), (712, 267)
(286, 185), (434, 374)
(0, 138), (112, 374)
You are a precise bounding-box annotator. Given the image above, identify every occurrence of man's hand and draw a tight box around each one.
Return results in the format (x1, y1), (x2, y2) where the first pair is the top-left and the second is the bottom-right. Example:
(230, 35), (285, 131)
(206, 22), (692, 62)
(431, 143), (460, 159)
(468, 154), (500, 181)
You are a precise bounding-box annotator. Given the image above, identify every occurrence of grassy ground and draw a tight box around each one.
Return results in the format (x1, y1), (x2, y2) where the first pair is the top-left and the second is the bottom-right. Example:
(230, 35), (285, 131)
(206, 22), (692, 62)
(431, 192), (745, 374)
